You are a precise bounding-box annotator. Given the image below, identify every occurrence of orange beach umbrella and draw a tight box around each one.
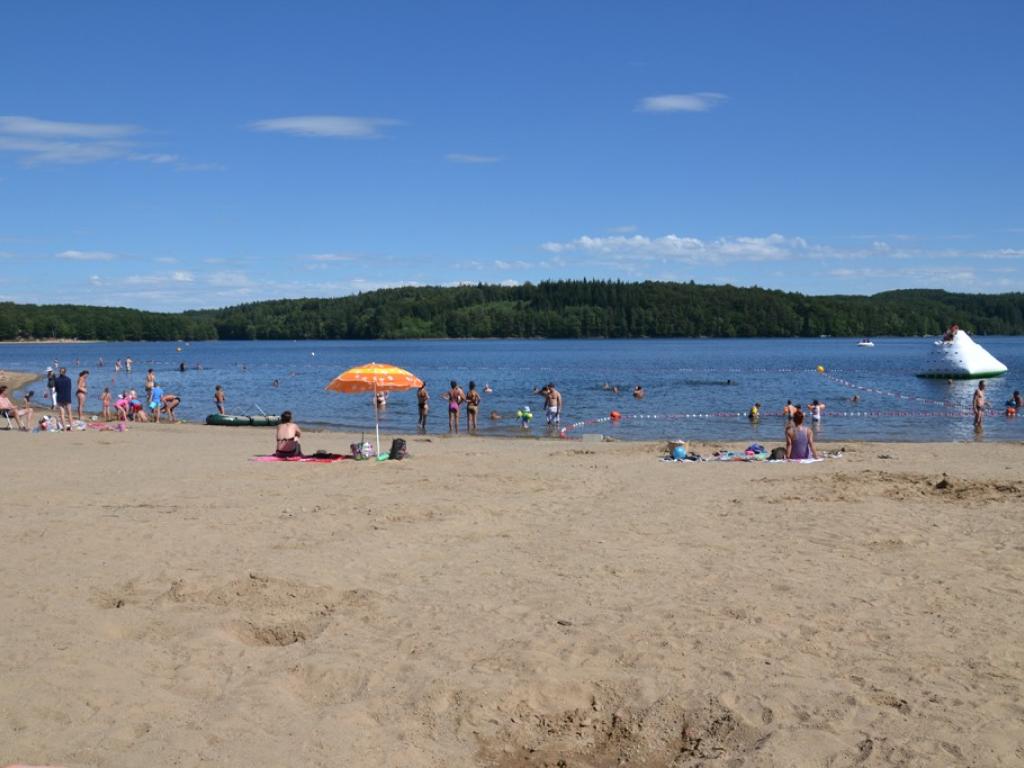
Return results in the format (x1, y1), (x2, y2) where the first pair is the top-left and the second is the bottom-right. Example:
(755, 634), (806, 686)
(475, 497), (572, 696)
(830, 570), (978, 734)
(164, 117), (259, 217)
(325, 362), (423, 451)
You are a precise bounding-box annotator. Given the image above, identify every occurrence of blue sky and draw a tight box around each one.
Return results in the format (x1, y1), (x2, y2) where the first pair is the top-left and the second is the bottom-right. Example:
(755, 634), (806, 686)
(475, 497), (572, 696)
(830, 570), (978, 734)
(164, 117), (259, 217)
(1, 1), (1022, 311)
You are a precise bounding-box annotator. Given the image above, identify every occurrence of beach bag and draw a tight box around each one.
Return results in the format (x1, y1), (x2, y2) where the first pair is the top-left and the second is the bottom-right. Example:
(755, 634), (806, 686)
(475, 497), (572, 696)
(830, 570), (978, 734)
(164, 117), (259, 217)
(350, 441), (374, 459)
(389, 438), (407, 460)
(770, 447), (787, 461)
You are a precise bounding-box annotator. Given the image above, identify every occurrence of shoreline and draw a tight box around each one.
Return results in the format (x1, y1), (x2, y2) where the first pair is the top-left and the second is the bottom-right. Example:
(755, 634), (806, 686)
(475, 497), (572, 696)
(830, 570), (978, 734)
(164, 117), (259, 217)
(3, 368), (1019, 444)
(0, 369), (41, 392)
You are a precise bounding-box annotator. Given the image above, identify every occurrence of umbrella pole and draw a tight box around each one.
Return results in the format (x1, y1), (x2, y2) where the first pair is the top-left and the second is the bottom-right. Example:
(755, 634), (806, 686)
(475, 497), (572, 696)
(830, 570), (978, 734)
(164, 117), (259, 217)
(374, 383), (381, 455)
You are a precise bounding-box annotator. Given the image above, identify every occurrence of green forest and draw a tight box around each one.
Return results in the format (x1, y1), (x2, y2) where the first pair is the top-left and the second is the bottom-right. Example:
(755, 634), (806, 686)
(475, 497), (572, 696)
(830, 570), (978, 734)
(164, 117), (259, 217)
(2, 281), (1023, 341)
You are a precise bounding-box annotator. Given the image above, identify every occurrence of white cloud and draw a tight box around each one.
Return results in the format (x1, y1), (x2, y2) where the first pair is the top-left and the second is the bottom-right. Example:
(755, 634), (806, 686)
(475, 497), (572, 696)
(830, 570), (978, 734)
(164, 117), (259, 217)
(493, 259), (531, 270)
(207, 270), (255, 287)
(540, 232), (818, 264)
(89, 275), (103, 286)
(123, 270), (194, 285)
(56, 249), (117, 261)
(249, 116), (402, 139)
(0, 115), (139, 138)
(828, 266), (978, 283)
(307, 253), (355, 262)
(0, 115), (205, 168)
(446, 153), (499, 164)
(128, 152), (178, 164)
(637, 93), (727, 113)
(0, 136), (131, 165)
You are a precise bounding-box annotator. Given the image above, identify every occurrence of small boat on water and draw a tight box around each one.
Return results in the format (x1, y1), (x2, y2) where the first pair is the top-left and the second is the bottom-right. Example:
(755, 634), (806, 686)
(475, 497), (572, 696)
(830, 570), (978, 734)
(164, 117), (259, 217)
(856, 339), (875, 347)
(206, 413), (281, 426)
(917, 325), (1007, 379)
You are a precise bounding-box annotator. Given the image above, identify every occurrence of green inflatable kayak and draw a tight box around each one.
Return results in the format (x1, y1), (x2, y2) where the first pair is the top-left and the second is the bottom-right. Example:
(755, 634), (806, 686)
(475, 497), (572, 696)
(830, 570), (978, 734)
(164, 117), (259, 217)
(206, 414), (281, 427)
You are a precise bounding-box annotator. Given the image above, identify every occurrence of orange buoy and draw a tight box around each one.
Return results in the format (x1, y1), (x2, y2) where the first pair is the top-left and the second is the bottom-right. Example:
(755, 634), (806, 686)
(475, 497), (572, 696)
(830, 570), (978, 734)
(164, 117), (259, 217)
(610, 410), (621, 420)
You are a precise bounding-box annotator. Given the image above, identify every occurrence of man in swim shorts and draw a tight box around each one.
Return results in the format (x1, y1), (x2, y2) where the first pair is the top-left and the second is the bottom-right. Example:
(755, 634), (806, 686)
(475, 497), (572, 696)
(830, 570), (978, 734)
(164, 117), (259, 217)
(973, 380), (986, 428)
(541, 383), (562, 426)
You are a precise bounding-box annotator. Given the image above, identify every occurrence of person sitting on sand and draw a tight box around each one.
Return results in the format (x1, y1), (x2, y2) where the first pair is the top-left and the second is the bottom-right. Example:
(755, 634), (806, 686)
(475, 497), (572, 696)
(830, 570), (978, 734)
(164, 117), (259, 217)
(786, 410), (817, 460)
(275, 410), (302, 458)
(127, 390), (147, 422)
(0, 385), (32, 431)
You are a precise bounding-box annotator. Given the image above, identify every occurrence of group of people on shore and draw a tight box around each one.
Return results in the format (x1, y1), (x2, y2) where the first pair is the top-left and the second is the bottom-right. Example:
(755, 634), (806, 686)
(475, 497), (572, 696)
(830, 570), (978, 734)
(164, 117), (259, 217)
(411, 381), (563, 435)
(27, 364), (182, 427)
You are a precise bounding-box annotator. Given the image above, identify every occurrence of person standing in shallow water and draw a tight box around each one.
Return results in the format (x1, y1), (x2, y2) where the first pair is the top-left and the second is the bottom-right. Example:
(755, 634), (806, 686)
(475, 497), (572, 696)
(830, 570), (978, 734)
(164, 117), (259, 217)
(466, 381), (481, 434)
(417, 383), (429, 433)
(443, 380), (465, 434)
(973, 380), (986, 429)
(541, 383), (562, 427)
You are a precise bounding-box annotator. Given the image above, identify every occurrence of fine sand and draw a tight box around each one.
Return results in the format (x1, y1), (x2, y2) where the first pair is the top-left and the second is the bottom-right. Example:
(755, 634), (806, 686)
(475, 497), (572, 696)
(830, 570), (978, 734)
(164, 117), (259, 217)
(1, 419), (1022, 767)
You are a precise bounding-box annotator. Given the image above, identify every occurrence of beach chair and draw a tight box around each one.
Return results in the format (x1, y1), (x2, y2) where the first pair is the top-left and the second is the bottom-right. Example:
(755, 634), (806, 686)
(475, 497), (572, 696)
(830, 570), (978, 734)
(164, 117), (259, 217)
(0, 409), (12, 430)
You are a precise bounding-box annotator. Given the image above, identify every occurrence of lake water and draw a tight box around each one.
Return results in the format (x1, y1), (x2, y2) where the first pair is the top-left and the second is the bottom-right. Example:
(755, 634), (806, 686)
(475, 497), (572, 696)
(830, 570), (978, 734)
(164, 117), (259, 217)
(2, 338), (1022, 442)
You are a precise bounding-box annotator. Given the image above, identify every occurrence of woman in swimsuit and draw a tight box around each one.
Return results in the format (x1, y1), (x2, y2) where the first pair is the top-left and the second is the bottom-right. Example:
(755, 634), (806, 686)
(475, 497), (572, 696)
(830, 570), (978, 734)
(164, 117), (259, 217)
(417, 383), (429, 433)
(786, 410), (816, 460)
(76, 370), (89, 420)
(466, 381), (481, 433)
(443, 380), (465, 434)
(275, 410), (302, 458)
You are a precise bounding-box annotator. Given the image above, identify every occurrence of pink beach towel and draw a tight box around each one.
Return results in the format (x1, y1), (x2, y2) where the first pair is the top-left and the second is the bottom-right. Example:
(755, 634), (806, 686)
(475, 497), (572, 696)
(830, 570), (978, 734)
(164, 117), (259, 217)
(251, 455), (350, 463)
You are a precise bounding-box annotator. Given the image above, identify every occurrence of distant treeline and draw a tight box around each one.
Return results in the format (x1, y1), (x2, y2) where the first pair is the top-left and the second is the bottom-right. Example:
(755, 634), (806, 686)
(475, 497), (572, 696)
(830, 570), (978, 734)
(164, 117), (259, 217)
(2, 281), (1024, 341)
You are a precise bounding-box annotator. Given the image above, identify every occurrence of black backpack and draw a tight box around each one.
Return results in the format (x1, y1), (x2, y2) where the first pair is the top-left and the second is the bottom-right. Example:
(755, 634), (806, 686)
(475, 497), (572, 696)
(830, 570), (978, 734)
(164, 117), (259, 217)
(389, 438), (407, 460)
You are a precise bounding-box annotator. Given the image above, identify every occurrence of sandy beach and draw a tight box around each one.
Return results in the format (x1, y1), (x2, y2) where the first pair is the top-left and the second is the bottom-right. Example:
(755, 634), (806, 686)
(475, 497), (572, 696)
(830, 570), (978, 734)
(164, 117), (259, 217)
(1, 417), (1022, 767)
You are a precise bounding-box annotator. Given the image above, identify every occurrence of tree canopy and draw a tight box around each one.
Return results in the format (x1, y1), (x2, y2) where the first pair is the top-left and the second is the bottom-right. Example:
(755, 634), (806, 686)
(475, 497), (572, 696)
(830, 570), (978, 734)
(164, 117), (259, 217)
(2, 281), (1022, 341)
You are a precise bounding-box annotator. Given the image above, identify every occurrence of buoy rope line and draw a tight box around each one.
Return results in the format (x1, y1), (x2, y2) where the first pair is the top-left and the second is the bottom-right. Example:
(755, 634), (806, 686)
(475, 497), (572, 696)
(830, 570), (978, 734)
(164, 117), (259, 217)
(560, 409), (989, 437)
(818, 369), (960, 408)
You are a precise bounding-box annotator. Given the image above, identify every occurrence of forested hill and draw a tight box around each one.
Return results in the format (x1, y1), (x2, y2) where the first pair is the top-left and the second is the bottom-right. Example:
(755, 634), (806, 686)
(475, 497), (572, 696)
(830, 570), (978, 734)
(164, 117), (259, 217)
(2, 282), (1023, 341)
